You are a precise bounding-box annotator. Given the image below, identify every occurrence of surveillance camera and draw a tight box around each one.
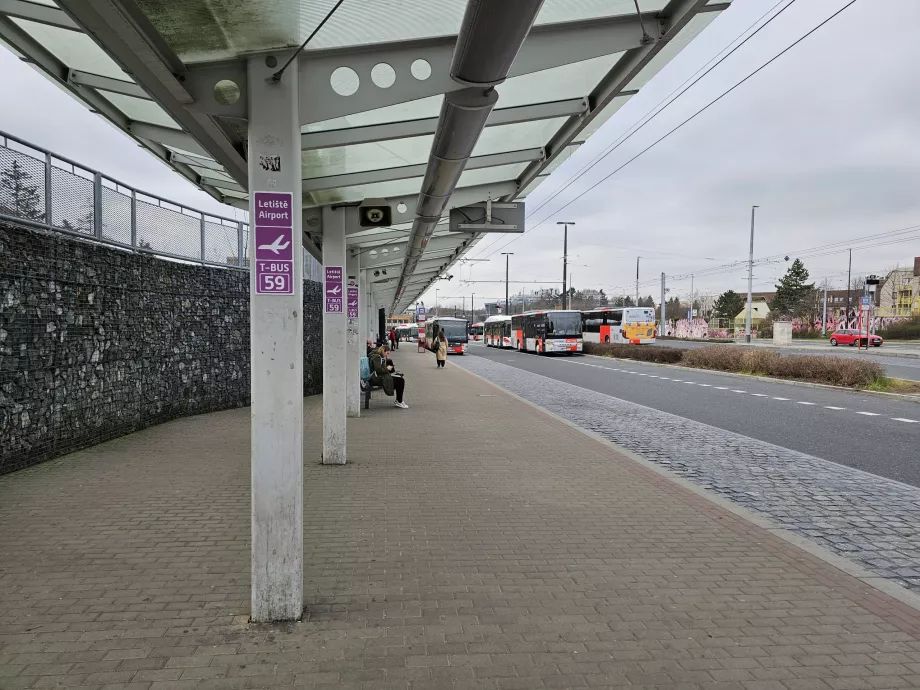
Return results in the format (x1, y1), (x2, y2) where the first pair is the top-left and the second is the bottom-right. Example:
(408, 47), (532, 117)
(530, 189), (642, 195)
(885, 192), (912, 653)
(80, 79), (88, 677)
(448, 275), (454, 280)
(784, 255), (789, 261)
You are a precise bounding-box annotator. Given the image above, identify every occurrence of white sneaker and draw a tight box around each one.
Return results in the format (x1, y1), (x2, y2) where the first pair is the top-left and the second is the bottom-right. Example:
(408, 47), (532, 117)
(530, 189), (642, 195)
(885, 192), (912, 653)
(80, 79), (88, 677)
(394, 401), (409, 409)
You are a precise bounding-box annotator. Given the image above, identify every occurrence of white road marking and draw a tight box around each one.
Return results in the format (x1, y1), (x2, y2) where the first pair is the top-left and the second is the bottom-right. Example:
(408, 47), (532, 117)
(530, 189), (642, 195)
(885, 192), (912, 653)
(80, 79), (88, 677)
(659, 377), (671, 380)
(684, 381), (696, 384)
(892, 418), (919, 423)
(825, 406), (846, 410)
(697, 383), (712, 387)
(731, 390), (746, 393)
(714, 386), (729, 390)
(750, 393), (768, 397)
(772, 397), (790, 401)
(797, 402), (817, 406)
(855, 411), (880, 416)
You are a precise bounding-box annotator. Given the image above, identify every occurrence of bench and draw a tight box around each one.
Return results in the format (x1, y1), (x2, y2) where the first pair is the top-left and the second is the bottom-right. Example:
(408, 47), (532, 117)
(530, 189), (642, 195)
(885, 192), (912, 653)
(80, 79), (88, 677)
(360, 356), (382, 410)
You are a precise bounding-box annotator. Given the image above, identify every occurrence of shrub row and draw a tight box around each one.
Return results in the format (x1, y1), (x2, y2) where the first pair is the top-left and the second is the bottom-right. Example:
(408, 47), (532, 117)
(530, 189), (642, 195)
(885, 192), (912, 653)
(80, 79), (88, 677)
(585, 341), (884, 388)
(680, 346), (883, 387)
(583, 341), (684, 364)
(878, 317), (920, 341)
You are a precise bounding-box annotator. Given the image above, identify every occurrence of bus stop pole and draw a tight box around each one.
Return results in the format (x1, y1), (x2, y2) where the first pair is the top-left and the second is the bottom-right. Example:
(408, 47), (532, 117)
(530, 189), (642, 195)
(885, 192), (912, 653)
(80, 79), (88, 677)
(247, 52), (304, 622)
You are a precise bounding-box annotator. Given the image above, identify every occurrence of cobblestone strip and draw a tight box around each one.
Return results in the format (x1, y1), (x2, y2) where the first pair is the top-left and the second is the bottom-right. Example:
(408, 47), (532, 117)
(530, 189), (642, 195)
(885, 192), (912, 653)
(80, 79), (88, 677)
(456, 355), (920, 591)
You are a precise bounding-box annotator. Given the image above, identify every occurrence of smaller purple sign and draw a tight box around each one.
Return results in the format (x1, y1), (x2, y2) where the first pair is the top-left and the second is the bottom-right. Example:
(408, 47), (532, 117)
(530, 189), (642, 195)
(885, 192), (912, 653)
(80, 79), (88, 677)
(254, 191), (294, 296)
(347, 283), (359, 318)
(325, 266), (343, 314)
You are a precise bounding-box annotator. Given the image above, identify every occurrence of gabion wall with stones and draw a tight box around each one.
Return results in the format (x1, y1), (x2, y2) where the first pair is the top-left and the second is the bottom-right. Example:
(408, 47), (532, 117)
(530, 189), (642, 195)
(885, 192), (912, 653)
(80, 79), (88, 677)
(0, 221), (323, 475)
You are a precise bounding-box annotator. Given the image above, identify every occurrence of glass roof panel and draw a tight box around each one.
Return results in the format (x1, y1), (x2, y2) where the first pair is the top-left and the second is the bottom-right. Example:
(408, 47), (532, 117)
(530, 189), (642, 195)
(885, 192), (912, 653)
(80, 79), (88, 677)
(137, 0), (666, 62)
(456, 162), (528, 188)
(303, 135), (433, 179)
(472, 118), (567, 157)
(302, 116), (565, 179)
(10, 18), (130, 80)
(102, 93), (180, 129)
(626, 11), (718, 91)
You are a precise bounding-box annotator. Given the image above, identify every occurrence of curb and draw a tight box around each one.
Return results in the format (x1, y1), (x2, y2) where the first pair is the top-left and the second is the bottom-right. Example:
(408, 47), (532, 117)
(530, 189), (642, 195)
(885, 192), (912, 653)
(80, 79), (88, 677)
(452, 358), (920, 616)
(582, 353), (920, 405)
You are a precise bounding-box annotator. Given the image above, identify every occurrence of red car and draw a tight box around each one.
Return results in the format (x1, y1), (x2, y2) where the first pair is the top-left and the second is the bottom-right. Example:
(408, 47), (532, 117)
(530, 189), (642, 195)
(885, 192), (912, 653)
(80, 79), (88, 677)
(829, 329), (883, 347)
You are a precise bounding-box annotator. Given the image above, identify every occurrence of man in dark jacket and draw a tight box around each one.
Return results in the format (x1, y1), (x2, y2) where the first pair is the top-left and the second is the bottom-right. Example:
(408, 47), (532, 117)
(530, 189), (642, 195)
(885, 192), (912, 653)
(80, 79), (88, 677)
(369, 345), (408, 408)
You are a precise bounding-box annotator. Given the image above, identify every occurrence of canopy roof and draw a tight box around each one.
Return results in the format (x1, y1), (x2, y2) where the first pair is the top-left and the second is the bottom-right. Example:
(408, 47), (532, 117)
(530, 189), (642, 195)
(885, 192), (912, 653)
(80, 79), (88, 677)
(0, 0), (729, 310)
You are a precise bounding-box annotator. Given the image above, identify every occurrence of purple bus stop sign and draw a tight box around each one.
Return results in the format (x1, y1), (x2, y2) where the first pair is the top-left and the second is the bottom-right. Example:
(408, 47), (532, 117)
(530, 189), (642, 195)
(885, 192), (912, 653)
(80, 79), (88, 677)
(254, 191), (294, 295)
(347, 281), (359, 318)
(325, 266), (343, 313)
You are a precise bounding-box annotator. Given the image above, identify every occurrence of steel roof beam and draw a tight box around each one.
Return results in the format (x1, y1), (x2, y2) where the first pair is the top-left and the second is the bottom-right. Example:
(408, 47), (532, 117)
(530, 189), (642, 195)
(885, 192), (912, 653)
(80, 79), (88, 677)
(0, 0), (79, 30)
(180, 11), (661, 124)
(304, 148), (541, 193)
(67, 69), (149, 99)
(302, 98), (587, 151)
(512, 0), (714, 199)
(56, 0), (249, 187)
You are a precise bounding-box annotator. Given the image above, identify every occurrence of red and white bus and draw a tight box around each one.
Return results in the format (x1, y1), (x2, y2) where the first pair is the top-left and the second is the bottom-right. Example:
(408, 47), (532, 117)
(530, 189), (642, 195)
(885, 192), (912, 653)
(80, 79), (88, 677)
(425, 316), (468, 354)
(510, 310), (583, 354)
(582, 307), (656, 344)
(469, 322), (484, 341)
(483, 315), (513, 348)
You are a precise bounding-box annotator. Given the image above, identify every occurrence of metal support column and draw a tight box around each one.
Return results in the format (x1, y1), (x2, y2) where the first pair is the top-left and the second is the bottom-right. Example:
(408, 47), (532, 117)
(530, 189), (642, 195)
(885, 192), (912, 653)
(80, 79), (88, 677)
(346, 252), (361, 418)
(247, 53), (304, 623)
(359, 269), (369, 345)
(92, 172), (103, 239)
(43, 152), (52, 228)
(660, 272), (666, 336)
(322, 206), (347, 465)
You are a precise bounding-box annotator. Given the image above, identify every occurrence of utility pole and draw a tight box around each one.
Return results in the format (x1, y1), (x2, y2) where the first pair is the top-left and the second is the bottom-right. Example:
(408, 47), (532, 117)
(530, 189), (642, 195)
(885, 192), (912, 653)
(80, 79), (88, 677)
(471, 294), (474, 322)
(689, 274), (694, 322)
(845, 248), (852, 319)
(821, 277), (828, 335)
(660, 272), (666, 337)
(636, 256), (640, 305)
(745, 205), (759, 343)
(557, 222), (574, 309)
(502, 253), (513, 315)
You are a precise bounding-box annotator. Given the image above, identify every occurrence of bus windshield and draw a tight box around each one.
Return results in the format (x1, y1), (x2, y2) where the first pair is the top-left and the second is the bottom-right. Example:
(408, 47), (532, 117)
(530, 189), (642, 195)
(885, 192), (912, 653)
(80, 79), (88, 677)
(545, 312), (581, 336)
(440, 321), (468, 341)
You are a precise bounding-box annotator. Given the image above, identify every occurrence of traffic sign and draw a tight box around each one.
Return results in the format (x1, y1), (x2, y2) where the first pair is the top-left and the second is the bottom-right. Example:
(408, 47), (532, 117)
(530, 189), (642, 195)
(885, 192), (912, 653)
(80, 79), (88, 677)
(254, 191), (294, 295)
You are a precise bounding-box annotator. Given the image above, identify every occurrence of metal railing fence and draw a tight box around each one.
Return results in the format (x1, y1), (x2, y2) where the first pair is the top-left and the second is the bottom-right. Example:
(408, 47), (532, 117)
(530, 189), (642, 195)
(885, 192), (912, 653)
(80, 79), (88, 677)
(1, 129), (324, 281)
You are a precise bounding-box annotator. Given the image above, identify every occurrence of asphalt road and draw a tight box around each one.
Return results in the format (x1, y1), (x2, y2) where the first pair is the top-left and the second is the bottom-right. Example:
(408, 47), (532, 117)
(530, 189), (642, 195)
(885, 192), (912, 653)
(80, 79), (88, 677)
(467, 342), (920, 487)
(652, 339), (920, 381)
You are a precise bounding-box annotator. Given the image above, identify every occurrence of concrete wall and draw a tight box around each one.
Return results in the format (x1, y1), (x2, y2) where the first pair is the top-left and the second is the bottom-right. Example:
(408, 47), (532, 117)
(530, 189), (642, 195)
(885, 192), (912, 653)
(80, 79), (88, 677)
(0, 221), (322, 475)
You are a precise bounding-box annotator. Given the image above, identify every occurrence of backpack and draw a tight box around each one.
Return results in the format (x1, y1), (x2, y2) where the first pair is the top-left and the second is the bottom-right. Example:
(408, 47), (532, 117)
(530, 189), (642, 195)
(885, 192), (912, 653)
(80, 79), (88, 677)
(359, 356), (371, 381)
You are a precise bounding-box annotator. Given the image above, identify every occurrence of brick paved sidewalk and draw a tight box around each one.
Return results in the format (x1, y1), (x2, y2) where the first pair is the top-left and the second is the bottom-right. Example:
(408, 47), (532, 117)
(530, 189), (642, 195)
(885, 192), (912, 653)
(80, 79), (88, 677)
(3, 350), (920, 689)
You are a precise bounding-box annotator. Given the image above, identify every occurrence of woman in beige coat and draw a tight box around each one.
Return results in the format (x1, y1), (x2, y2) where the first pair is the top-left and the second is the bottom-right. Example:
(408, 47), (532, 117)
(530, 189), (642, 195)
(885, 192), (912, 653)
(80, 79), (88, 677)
(435, 327), (448, 368)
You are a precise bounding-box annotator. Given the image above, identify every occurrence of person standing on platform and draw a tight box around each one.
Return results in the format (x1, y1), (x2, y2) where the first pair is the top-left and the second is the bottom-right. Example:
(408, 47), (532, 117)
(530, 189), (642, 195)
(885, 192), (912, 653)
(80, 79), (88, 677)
(435, 327), (448, 368)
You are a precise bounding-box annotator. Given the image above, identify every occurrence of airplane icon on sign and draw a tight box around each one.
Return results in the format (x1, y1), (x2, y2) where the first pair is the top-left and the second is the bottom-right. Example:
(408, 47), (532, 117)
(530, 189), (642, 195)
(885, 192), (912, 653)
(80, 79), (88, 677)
(328, 285), (342, 295)
(258, 235), (290, 254)
(348, 300), (357, 307)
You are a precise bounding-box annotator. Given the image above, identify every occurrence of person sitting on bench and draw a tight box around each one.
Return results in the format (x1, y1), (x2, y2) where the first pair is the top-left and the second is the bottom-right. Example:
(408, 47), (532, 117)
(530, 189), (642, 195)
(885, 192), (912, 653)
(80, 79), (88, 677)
(368, 345), (408, 409)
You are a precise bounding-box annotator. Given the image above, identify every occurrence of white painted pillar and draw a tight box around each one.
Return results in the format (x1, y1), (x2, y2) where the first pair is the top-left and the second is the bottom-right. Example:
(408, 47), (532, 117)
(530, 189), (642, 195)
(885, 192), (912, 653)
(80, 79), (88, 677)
(247, 53), (303, 622)
(322, 207), (347, 465)
(346, 251), (361, 418)
(359, 269), (369, 345)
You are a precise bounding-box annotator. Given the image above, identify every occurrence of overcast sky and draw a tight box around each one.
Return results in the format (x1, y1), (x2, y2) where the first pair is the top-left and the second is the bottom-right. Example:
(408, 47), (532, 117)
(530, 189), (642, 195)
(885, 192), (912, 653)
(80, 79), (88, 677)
(2, 0), (919, 310)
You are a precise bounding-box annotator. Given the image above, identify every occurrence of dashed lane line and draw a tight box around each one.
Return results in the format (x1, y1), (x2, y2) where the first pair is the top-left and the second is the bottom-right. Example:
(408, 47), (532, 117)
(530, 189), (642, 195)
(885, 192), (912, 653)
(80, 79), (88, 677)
(499, 354), (913, 425)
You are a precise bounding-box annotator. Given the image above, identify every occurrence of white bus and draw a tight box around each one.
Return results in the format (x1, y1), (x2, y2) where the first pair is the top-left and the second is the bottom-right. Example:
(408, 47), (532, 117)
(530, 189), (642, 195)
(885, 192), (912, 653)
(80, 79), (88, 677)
(483, 315), (513, 348)
(510, 310), (583, 354)
(582, 307), (656, 344)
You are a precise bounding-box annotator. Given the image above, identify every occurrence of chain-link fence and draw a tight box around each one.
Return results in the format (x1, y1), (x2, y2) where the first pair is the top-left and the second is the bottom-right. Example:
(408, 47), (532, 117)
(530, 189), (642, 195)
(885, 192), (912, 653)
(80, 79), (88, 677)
(0, 129), (305, 272)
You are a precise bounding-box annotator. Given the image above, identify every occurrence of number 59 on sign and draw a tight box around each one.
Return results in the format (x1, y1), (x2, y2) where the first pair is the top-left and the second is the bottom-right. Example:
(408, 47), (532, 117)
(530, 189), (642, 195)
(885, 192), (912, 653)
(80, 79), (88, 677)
(260, 272), (291, 293)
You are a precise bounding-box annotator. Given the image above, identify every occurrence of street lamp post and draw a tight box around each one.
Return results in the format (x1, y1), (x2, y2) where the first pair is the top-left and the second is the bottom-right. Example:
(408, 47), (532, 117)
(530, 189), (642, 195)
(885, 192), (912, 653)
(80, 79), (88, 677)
(557, 222), (574, 309)
(636, 256), (640, 306)
(502, 253), (514, 315)
(745, 205), (759, 343)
